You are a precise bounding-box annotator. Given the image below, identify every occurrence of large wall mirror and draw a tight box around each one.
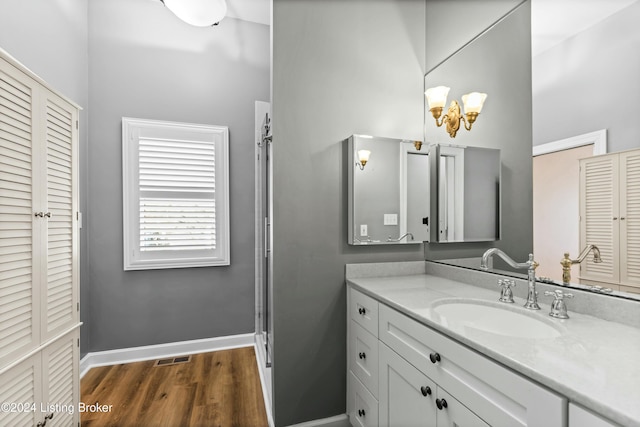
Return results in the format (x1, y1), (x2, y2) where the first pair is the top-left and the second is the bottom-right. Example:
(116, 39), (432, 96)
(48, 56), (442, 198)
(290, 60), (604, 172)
(425, 0), (640, 300)
(347, 135), (429, 245)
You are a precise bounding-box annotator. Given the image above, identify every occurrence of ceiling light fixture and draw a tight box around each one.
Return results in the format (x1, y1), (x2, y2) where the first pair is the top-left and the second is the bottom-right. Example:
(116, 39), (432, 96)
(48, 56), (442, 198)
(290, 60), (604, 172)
(161, 0), (228, 27)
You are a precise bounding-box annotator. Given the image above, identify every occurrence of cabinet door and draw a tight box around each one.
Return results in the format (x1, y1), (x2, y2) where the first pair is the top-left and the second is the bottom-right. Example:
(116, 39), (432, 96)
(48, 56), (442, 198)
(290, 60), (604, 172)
(379, 342), (436, 427)
(620, 150), (640, 288)
(41, 329), (79, 427)
(40, 88), (79, 342)
(569, 403), (619, 427)
(580, 155), (620, 283)
(0, 354), (41, 427)
(0, 57), (41, 368)
(436, 388), (489, 427)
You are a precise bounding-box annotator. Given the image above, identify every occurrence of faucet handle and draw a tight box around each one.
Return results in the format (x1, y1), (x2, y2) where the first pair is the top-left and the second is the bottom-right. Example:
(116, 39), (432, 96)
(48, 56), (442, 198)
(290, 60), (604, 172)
(498, 279), (515, 303)
(544, 289), (573, 300)
(544, 290), (573, 319)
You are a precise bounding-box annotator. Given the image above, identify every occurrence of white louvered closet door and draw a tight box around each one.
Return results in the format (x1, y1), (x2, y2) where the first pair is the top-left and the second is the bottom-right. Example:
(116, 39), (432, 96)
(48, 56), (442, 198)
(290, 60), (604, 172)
(620, 151), (640, 286)
(580, 155), (620, 283)
(0, 58), (41, 369)
(40, 89), (78, 342)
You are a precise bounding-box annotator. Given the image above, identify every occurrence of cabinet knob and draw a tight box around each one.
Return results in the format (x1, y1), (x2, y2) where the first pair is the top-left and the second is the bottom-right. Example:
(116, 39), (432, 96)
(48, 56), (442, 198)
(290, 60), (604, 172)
(436, 398), (448, 410)
(358, 352), (366, 360)
(420, 386), (432, 396)
(358, 409), (366, 417)
(44, 212), (52, 218)
(358, 307), (366, 315)
(429, 352), (441, 364)
(34, 212), (44, 218)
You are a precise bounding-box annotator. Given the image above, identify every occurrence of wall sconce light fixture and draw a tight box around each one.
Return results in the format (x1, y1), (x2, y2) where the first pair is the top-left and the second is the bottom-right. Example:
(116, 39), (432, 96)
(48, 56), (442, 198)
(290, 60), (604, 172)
(356, 150), (371, 170)
(425, 86), (487, 138)
(161, 0), (227, 27)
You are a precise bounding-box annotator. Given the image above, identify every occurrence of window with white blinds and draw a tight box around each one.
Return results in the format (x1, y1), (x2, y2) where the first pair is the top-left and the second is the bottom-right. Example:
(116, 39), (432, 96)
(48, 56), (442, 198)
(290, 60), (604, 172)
(122, 118), (229, 270)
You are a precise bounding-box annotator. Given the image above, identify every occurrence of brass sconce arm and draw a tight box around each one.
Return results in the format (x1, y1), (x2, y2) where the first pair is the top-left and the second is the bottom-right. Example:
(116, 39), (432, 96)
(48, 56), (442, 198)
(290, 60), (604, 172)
(428, 100), (479, 138)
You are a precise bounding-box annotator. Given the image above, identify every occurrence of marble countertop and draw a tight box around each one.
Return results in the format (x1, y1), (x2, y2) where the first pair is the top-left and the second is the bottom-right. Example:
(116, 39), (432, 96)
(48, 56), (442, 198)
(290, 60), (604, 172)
(347, 273), (640, 427)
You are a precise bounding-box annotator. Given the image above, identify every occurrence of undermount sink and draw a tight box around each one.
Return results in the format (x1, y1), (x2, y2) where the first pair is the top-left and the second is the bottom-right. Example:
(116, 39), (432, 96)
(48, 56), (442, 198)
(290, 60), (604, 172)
(431, 299), (563, 339)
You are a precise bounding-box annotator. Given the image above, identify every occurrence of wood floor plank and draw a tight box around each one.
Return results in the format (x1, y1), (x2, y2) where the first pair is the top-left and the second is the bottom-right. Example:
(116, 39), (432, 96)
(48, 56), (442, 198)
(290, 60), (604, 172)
(81, 347), (268, 427)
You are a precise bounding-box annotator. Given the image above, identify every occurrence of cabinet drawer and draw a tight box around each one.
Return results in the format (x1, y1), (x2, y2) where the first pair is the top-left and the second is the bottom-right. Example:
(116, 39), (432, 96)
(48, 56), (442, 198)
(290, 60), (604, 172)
(379, 304), (566, 427)
(350, 288), (379, 337)
(349, 371), (378, 427)
(350, 320), (378, 397)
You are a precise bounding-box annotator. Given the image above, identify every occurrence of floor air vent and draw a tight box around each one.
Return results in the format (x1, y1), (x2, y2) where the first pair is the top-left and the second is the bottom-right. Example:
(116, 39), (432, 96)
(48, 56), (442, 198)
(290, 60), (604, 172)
(154, 355), (192, 367)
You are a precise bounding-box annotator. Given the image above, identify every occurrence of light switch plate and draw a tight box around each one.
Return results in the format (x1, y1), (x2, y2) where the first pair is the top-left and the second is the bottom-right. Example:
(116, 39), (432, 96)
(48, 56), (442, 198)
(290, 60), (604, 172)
(384, 214), (398, 225)
(360, 224), (368, 236)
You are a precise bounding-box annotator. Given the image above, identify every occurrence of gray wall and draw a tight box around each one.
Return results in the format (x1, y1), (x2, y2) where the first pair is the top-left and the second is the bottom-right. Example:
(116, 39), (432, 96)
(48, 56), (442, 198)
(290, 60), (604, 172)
(533, 1), (640, 153)
(0, 0), (91, 355)
(86, 0), (269, 352)
(424, 1), (533, 263)
(271, 0), (425, 424)
(425, 0), (525, 72)
(463, 148), (501, 241)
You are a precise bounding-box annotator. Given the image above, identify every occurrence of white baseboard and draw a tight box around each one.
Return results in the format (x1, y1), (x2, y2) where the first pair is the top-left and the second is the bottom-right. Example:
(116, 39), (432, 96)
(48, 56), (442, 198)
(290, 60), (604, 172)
(286, 414), (350, 427)
(80, 333), (254, 378)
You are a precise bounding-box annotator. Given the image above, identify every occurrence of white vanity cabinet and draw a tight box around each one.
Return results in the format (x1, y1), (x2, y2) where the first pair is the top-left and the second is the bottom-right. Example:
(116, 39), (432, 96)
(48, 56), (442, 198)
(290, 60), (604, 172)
(348, 286), (567, 427)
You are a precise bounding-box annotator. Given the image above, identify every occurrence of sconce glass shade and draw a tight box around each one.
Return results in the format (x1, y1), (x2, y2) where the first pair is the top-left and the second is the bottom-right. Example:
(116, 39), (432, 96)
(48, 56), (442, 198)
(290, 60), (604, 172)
(358, 150), (371, 164)
(425, 86), (450, 109)
(461, 92), (488, 114)
(162, 0), (227, 27)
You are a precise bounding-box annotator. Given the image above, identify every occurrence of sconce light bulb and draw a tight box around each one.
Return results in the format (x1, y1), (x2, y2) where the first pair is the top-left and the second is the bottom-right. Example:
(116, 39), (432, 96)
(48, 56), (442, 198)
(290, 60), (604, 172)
(358, 150), (371, 164)
(462, 92), (487, 114)
(425, 86), (450, 109)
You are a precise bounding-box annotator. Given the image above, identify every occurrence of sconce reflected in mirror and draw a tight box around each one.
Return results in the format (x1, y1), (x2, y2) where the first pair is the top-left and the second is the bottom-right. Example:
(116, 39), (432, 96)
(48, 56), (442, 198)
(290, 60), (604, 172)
(425, 86), (487, 138)
(356, 150), (371, 170)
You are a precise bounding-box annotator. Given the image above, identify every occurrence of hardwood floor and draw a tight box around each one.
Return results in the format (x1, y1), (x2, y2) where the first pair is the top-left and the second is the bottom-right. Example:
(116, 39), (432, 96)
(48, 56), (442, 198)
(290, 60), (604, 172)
(81, 347), (269, 427)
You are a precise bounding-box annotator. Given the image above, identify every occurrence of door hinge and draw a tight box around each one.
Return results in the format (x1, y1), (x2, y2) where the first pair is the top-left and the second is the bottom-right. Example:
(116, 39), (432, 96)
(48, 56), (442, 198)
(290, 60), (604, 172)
(76, 120), (79, 130)
(77, 338), (80, 347)
(77, 302), (80, 311)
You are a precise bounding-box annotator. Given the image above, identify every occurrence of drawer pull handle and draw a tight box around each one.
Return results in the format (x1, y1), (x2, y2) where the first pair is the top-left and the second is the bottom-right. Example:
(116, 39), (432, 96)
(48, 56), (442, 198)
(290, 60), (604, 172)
(358, 409), (366, 417)
(436, 398), (448, 410)
(358, 307), (366, 315)
(358, 352), (366, 360)
(420, 386), (432, 396)
(429, 352), (441, 364)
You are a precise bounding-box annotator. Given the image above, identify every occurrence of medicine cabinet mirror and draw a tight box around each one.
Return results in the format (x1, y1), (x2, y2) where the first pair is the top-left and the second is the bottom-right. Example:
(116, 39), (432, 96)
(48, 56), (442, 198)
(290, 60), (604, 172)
(347, 135), (429, 245)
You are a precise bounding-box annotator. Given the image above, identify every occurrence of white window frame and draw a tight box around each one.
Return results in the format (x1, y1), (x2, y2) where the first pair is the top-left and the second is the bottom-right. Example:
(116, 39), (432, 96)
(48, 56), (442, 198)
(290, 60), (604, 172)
(122, 117), (230, 270)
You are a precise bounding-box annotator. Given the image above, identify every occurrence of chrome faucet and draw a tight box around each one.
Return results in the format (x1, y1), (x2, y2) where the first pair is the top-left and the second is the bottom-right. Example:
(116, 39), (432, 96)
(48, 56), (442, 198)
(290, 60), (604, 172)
(387, 233), (414, 242)
(481, 248), (541, 310)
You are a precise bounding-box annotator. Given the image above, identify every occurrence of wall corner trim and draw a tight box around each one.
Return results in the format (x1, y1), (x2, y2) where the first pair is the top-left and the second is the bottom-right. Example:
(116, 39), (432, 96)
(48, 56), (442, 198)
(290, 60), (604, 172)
(80, 333), (254, 378)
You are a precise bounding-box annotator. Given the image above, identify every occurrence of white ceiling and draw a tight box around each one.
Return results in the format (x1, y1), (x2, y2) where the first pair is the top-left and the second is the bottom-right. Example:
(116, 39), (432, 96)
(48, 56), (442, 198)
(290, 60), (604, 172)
(531, 0), (638, 56)
(161, 0), (639, 56)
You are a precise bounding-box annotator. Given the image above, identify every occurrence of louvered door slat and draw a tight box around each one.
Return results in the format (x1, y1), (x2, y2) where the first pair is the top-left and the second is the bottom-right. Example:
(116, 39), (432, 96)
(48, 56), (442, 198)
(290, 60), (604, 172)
(620, 151), (640, 288)
(580, 156), (619, 282)
(43, 92), (77, 340)
(0, 60), (37, 368)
